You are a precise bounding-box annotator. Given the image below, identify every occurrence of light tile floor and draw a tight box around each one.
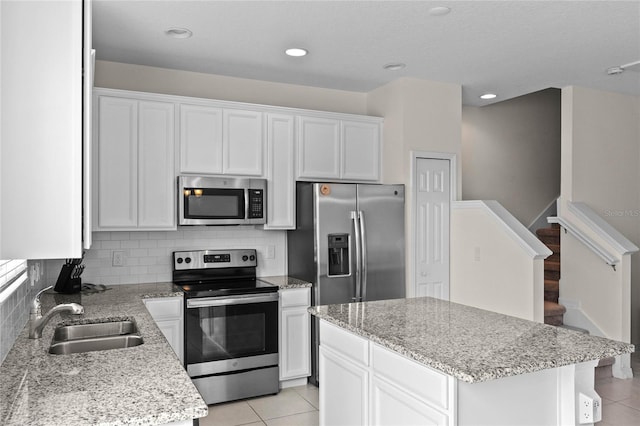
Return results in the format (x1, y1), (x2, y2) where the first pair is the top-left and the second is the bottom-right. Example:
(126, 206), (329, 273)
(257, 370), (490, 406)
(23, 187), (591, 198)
(200, 384), (319, 426)
(201, 355), (640, 426)
(595, 353), (640, 425)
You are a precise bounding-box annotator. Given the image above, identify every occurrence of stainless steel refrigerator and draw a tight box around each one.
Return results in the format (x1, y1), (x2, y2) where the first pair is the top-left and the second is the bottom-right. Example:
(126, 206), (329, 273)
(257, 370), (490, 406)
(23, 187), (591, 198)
(288, 182), (405, 385)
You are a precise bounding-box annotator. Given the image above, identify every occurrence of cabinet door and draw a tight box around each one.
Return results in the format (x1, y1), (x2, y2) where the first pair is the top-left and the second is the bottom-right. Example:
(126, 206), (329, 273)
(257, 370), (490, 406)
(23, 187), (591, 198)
(144, 298), (184, 363)
(341, 120), (380, 181)
(320, 345), (369, 426)
(297, 116), (340, 180)
(96, 96), (138, 228)
(280, 306), (311, 380)
(179, 104), (223, 174)
(155, 319), (184, 364)
(0, 0), (84, 258)
(265, 114), (295, 229)
(371, 376), (449, 426)
(138, 101), (176, 229)
(223, 109), (264, 176)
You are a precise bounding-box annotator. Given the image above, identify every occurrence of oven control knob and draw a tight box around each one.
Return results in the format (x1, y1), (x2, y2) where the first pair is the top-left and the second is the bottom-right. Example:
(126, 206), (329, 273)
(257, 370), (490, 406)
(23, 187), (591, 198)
(176, 257), (183, 264)
(249, 255), (256, 261)
(242, 255), (248, 261)
(185, 257), (192, 264)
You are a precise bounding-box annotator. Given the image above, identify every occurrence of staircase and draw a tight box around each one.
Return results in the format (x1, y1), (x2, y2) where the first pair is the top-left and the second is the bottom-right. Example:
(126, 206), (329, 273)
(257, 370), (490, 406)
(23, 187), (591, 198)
(536, 223), (614, 378)
(536, 224), (566, 325)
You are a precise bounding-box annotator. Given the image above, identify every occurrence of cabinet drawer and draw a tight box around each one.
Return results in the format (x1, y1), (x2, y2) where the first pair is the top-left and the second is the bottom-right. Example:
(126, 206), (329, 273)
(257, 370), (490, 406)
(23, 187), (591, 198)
(144, 297), (182, 320)
(320, 320), (368, 366)
(372, 343), (450, 411)
(280, 288), (310, 308)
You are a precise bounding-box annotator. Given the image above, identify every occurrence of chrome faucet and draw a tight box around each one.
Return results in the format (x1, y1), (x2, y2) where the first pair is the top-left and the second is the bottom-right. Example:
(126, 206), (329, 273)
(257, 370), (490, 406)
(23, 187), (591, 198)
(29, 285), (84, 339)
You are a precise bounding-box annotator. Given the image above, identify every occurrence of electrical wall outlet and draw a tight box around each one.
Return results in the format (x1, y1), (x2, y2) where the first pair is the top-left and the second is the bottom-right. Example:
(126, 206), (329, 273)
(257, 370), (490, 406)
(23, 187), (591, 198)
(266, 245), (276, 259)
(112, 250), (125, 267)
(579, 392), (602, 424)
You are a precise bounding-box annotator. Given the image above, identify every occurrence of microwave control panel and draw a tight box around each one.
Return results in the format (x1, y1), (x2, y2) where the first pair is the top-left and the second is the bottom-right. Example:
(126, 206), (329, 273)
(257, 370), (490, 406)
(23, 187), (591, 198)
(248, 189), (264, 219)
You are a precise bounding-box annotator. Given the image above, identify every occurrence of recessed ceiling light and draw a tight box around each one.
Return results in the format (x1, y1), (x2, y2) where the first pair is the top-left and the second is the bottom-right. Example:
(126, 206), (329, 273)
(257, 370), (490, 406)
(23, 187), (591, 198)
(383, 62), (406, 71)
(165, 28), (192, 39)
(285, 48), (308, 57)
(480, 93), (497, 100)
(429, 6), (451, 16)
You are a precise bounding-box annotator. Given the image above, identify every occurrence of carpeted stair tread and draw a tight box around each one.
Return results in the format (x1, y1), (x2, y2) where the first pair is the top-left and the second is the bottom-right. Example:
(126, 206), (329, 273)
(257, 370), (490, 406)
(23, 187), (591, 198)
(544, 301), (566, 326)
(544, 279), (559, 293)
(544, 259), (560, 271)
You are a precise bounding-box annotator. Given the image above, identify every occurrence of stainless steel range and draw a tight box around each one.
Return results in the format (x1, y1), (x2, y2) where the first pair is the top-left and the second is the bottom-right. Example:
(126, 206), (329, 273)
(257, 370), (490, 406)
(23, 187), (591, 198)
(173, 249), (279, 405)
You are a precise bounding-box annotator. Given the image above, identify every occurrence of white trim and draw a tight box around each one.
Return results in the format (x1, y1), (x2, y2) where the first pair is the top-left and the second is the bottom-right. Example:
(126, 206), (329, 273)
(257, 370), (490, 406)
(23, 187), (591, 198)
(93, 87), (383, 123)
(567, 202), (639, 255)
(453, 200), (552, 260)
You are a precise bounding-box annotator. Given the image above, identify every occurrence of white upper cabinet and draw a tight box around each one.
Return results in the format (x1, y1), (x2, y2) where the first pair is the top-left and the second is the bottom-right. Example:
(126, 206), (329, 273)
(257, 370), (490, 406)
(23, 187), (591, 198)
(96, 96), (138, 228)
(223, 109), (264, 176)
(264, 114), (296, 229)
(341, 120), (381, 181)
(179, 104), (223, 174)
(297, 116), (381, 182)
(179, 105), (264, 177)
(138, 102), (176, 228)
(0, 0), (88, 258)
(94, 92), (176, 231)
(297, 116), (341, 180)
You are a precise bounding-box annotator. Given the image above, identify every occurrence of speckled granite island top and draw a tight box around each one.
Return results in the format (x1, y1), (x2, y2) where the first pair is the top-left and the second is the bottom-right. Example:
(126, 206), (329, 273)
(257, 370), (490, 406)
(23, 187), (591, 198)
(0, 283), (207, 426)
(309, 297), (634, 383)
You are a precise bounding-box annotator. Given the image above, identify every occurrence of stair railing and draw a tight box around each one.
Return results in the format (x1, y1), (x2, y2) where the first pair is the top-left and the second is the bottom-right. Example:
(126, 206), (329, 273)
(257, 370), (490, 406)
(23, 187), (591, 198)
(548, 201), (638, 270)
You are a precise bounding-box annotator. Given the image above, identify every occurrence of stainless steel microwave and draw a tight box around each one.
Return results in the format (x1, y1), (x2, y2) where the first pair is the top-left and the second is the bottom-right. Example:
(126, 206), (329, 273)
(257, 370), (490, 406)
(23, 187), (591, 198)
(178, 176), (267, 226)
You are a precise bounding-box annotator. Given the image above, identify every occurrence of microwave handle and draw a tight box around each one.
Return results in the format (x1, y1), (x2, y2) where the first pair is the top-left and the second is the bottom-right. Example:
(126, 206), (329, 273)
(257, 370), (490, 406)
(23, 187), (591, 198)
(244, 188), (250, 220)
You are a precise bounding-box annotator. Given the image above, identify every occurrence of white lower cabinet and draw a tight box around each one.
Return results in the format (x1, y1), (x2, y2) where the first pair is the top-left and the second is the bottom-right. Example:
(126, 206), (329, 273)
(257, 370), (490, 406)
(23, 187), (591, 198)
(279, 288), (311, 386)
(144, 297), (184, 364)
(319, 320), (455, 426)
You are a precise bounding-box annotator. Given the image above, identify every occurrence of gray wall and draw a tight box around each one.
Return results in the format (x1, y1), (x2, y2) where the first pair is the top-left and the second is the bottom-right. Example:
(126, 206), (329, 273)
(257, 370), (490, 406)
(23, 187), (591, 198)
(462, 89), (561, 226)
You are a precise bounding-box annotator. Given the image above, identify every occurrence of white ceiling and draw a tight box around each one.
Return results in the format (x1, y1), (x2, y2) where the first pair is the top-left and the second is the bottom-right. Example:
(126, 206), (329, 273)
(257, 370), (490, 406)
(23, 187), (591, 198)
(92, 0), (640, 106)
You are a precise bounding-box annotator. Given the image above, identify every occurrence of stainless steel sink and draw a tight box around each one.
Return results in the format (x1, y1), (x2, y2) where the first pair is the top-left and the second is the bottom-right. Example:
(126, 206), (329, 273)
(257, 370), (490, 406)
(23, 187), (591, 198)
(49, 319), (143, 355)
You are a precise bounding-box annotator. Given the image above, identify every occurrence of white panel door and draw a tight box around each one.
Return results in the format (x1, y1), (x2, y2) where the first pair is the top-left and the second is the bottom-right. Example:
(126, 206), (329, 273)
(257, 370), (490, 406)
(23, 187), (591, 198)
(138, 101), (175, 229)
(97, 96), (138, 228)
(223, 109), (264, 176)
(179, 104), (223, 174)
(341, 120), (380, 181)
(297, 116), (340, 179)
(414, 158), (450, 300)
(265, 114), (296, 229)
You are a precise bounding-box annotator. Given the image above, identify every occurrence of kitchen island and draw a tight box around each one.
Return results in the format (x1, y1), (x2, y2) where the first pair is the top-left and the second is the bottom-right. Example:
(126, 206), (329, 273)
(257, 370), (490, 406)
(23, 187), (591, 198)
(310, 297), (634, 426)
(0, 283), (207, 426)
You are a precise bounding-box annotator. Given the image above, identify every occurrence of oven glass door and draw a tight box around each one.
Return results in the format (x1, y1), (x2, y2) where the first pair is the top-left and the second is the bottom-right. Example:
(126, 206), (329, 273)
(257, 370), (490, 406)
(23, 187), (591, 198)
(184, 188), (245, 220)
(185, 295), (278, 366)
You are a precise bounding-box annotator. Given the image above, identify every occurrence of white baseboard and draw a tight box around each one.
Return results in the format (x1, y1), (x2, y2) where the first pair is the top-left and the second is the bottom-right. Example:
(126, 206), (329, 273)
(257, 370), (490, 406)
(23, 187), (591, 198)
(558, 298), (605, 338)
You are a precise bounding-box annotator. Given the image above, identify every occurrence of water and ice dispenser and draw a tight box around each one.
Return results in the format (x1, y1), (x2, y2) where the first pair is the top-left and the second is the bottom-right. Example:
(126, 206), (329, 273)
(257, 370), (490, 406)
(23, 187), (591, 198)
(328, 234), (350, 276)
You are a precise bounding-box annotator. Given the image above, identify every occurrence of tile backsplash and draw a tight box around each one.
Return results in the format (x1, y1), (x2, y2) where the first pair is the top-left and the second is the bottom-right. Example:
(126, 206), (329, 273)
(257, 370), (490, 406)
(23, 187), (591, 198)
(0, 260), (47, 364)
(46, 228), (287, 286)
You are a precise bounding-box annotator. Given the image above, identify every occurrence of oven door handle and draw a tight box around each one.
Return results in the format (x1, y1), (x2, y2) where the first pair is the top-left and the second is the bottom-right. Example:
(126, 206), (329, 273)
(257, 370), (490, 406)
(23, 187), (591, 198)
(186, 293), (279, 308)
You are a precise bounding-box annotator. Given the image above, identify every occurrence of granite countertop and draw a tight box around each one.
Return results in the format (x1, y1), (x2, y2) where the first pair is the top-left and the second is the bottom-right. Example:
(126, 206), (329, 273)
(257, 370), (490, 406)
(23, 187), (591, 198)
(259, 275), (312, 289)
(310, 297), (635, 384)
(0, 283), (207, 426)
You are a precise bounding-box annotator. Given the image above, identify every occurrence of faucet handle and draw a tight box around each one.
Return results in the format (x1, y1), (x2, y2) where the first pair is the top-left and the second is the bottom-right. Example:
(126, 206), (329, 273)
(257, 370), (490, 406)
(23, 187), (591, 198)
(31, 285), (53, 313)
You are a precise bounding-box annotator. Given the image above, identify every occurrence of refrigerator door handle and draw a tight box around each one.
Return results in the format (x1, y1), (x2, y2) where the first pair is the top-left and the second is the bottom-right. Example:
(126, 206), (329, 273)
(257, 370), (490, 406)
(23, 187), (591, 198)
(351, 210), (362, 302)
(359, 210), (368, 301)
